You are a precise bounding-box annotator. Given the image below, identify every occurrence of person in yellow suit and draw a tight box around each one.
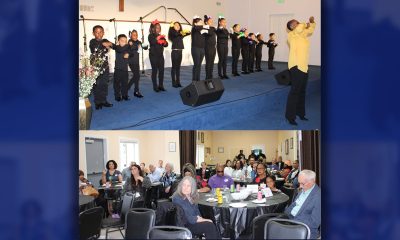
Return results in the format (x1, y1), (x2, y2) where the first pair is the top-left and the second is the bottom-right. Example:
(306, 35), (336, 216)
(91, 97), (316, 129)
(285, 16), (316, 125)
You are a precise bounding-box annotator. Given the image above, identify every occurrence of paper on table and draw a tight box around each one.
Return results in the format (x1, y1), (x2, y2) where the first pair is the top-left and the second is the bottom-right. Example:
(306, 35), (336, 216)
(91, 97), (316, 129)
(262, 188), (273, 197)
(246, 184), (259, 193)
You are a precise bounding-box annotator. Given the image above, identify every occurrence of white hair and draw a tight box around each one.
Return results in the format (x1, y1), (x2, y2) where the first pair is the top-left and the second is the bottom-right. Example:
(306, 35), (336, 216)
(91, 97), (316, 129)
(166, 162), (174, 171)
(299, 170), (316, 182)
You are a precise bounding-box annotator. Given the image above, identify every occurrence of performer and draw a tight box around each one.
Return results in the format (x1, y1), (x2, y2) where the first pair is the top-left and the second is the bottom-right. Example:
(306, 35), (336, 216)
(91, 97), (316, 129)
(112, 34), (130, 101)
(240, 28), (250, 74)
(89, 25), (113, 110)
(191, 16), (207, 81)
(204, 15), (217, 80)
(128, 30), (148, 98)
(248, 33), (257, 73)
(216, 17), (229, 79)
(255, 33), (268, 71)
(285, 17), (316, 125)
(267, 33), (278, 70)
(148, 19), (168, 92)
(168, 21), (191, 88)
(230, 24), (242, 76)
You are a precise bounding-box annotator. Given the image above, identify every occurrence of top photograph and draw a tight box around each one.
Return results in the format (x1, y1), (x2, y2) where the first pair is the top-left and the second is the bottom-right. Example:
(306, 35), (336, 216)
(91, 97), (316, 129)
(78, 0), (320, 130)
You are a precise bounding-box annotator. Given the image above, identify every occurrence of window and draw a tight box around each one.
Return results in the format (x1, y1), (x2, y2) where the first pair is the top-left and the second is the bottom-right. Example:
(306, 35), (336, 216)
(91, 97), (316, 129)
(196, 144), (205, 167)
(119, 140), (139, 169)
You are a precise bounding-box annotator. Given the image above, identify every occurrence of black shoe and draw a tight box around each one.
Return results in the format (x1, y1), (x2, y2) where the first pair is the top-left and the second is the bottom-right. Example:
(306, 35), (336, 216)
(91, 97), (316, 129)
(153, 87), (160, 92)
(158, 86), (166, 91)
(220, 75), (225, 79)
(115, 96), (121, 102)
(249, 70), (254, 73)
(95, 104), (102, 110)
(177, 83), (182, 87)
(243, 71), (250, 74)
(256, 69), (262, 72)
(223, 75), (230, 79)
(102, 102), (113, 107)
(287, 118), (298, 126)
(134, 92), (144, 98)
(298, 116), (309, 121)
(172, 84), (178, 88)
(122, 96), (130, 101)
(233, 73), (240, 76)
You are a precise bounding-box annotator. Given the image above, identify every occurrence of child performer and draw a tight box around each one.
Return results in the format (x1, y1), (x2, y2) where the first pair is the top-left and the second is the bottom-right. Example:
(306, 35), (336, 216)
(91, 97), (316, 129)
(168, 21), (191, 87)
(191, 16), (208, 81)
(248, 33), (257, 73)
(230, 24), (242, 76)
(255, 33), (268, 71)
(127, 30), (148, 98)
(204, 15), (217, 80)
(216, 16), (229, 79)
(267, 33), (278, 69)
(240, 28), (250, 74)
(112, 34), (130, 101)
(148, 19), (168, 92)
(89, 25), (113, 110)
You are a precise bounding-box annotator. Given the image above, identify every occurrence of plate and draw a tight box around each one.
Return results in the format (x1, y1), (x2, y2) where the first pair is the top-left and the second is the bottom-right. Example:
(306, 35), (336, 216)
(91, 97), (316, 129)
(229, 202), (247, 208)
(252, 198), (266, 204)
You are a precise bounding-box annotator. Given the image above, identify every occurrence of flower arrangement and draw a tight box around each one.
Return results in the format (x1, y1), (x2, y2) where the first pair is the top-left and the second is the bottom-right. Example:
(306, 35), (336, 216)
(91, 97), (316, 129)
(79, 50), (107, 98)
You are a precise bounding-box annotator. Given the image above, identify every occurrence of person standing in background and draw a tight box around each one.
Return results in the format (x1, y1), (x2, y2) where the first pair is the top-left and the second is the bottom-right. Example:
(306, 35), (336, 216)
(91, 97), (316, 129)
(203, 15), (217, 80)
(216, 17), (229, 79)
(230, 24), (242, 76)
(267, 33), (278, 70)
(148, 19), (168, 92)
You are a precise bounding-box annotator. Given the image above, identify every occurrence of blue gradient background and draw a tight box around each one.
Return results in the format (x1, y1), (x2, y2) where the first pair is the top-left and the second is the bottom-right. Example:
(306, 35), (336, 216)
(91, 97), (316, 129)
(0, 0), (399, 239)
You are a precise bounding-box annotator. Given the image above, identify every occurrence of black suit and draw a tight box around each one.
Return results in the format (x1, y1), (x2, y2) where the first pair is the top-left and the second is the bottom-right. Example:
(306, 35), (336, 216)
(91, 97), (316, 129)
(89, 38), (111, 104)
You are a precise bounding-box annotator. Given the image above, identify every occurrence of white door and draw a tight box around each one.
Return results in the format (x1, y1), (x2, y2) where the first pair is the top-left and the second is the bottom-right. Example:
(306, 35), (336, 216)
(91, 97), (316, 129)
(196, 144), (205, 167)
(269, 14), (294, 62)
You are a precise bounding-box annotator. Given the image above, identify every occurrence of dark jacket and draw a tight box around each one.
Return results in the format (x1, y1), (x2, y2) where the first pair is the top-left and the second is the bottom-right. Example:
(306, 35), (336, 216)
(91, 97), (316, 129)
(256, 40), (268, 55)
(172, 194), (201, 225)
(89, 38), (111, 65)
(230, 32), (241, 49)
(267, 39), (278, 53)
(168, 29), (190, 49)
(191, 25), (206, 48)
(204, 26), (217, 48)
(112, 44), (129, 71)
(216, 27), (229, 45)
(241, 37), (250, 51)
(127, 39), (146, 64)
(148, 33), (168, 57)
(196, 168), (211, 180)
(123, 176), (151, 201)
(285, 185), (321, 239)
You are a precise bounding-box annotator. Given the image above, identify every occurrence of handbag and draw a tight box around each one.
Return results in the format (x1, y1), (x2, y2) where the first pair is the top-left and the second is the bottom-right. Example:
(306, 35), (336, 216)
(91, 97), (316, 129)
(82, 186), (99, 197)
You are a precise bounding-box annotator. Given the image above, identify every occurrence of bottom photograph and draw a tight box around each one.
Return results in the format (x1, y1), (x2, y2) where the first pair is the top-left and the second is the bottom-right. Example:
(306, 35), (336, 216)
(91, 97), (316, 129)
(79, 130), (321, 239)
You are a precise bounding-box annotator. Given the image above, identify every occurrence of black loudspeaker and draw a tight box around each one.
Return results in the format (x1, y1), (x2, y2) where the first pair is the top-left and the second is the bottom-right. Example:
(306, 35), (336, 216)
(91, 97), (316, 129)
(275, 70), (291, 85)
(180, 79), (224, 107)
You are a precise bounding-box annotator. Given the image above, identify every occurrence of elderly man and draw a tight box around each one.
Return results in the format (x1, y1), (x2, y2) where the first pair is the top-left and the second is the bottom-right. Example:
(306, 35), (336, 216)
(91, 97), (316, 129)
(147, 164), (162, 183)
(284, 170), (321, 239)
(285, 16), (316, 125)
(285, 160), (300, 188)
(207, 164), (234, 189)
(157, 160), (165, 174)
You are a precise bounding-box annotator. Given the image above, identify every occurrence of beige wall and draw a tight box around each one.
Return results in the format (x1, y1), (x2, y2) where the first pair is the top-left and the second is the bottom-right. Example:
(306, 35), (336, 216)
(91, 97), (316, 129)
(277, 131), (298, 164)
(79, 130), (180, 175)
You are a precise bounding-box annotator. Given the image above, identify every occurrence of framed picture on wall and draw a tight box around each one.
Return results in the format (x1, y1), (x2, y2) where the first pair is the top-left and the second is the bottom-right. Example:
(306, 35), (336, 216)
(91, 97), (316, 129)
(290, 138), (293, 149)
(201, 132), (204, 143)
(285, 139), (289, 154)
(206, 147), (211, 154)
(168, 142), (176, 152)
(218, 147), (224, 153)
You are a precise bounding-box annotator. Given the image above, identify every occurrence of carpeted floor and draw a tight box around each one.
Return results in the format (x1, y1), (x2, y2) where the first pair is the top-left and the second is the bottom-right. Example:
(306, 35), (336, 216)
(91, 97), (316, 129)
(89, 61), (320, 130)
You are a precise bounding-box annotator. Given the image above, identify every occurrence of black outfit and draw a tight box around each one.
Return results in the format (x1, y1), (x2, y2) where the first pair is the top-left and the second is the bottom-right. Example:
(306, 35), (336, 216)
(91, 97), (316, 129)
(148, 33), (168, 91)
(89, 38), (111, 106)
(285, 66), (308, 121)
(191, 26), (206, 81)
(267, 39), (278, 69)
(240, 36), (250, 73)
(255, 40), (267, 70)
(248, 39), (256, 72)
(127, 39), (147, 95)
(112, 44), (129, 100)
(169, 29), (190, 87)
(237, 152), (245, 159)
(216, 27), (229, 78)
(204, 26), (217, 80)
(230, 32), (241, 75)
(187, 222), (220, 239)
(196, 168), (211, 180)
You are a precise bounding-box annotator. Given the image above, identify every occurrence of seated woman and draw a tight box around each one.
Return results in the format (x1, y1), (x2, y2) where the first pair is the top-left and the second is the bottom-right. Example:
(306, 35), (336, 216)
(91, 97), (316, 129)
(79, 170), (90, 193)
(160, 163), (177, 198)
(101, 160), (123, 216)
(266, 175), (281, 193)
(172, 176), (221, 239)
(280, 166), (292, 179)
(253, 163), (268, 185)
(123, 164), (151, 201)
(232, 160), (244, 179)
(173, 163), (210, 193)
(224, 159), (234, 177)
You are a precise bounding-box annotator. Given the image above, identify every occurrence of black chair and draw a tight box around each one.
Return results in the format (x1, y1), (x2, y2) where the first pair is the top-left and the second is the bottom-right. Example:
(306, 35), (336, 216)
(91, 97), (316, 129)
(125, 208), (156, 239)
(79, 207), (104, 240)
(281, 186), (297, 206)
(148, 226), (192, 239)
(155, 199), (174, 226)
(264, 218), (311, 239)
(252, 213), (284, 239)
(102, 192), (134, 239)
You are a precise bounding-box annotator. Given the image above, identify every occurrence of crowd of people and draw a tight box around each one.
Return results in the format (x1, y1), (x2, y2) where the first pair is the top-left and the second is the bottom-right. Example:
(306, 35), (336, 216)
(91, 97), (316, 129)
(79, 148), (320, 238)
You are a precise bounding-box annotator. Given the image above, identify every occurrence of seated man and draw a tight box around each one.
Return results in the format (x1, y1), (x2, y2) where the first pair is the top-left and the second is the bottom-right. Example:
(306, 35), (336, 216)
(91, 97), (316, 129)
(207, 164), (234, 189)
(284, 170), (321, 239)
(285, 160), (299, 188)
(147, 164), (162, 183)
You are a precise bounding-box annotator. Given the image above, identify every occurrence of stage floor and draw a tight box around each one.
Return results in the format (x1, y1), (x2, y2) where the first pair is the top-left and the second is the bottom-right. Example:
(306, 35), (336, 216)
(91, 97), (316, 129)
(89, 61), (320, 130)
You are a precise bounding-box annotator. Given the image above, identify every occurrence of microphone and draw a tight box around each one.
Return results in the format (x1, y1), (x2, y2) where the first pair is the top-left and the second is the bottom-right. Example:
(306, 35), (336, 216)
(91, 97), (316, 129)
(109, 18), (115, 22)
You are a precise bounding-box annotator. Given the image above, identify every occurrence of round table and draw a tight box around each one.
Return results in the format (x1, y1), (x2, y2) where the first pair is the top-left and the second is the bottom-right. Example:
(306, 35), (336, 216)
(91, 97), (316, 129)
(198, 191), (289, 239)
(79, 195), (95, 212)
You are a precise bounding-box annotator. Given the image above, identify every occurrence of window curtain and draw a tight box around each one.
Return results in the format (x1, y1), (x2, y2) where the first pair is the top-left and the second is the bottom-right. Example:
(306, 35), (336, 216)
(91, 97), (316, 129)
(300, 130), (320, 185)
(179, 130), (196, 171)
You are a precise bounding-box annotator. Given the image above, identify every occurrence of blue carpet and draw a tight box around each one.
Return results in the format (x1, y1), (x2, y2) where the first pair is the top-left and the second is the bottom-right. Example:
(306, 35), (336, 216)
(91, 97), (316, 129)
(89, 61), (320, 130)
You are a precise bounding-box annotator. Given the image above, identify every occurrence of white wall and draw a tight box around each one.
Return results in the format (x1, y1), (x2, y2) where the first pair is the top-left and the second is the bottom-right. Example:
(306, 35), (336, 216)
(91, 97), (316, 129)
(79, 0), (320, 71)
(79, 130), (180, 176)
